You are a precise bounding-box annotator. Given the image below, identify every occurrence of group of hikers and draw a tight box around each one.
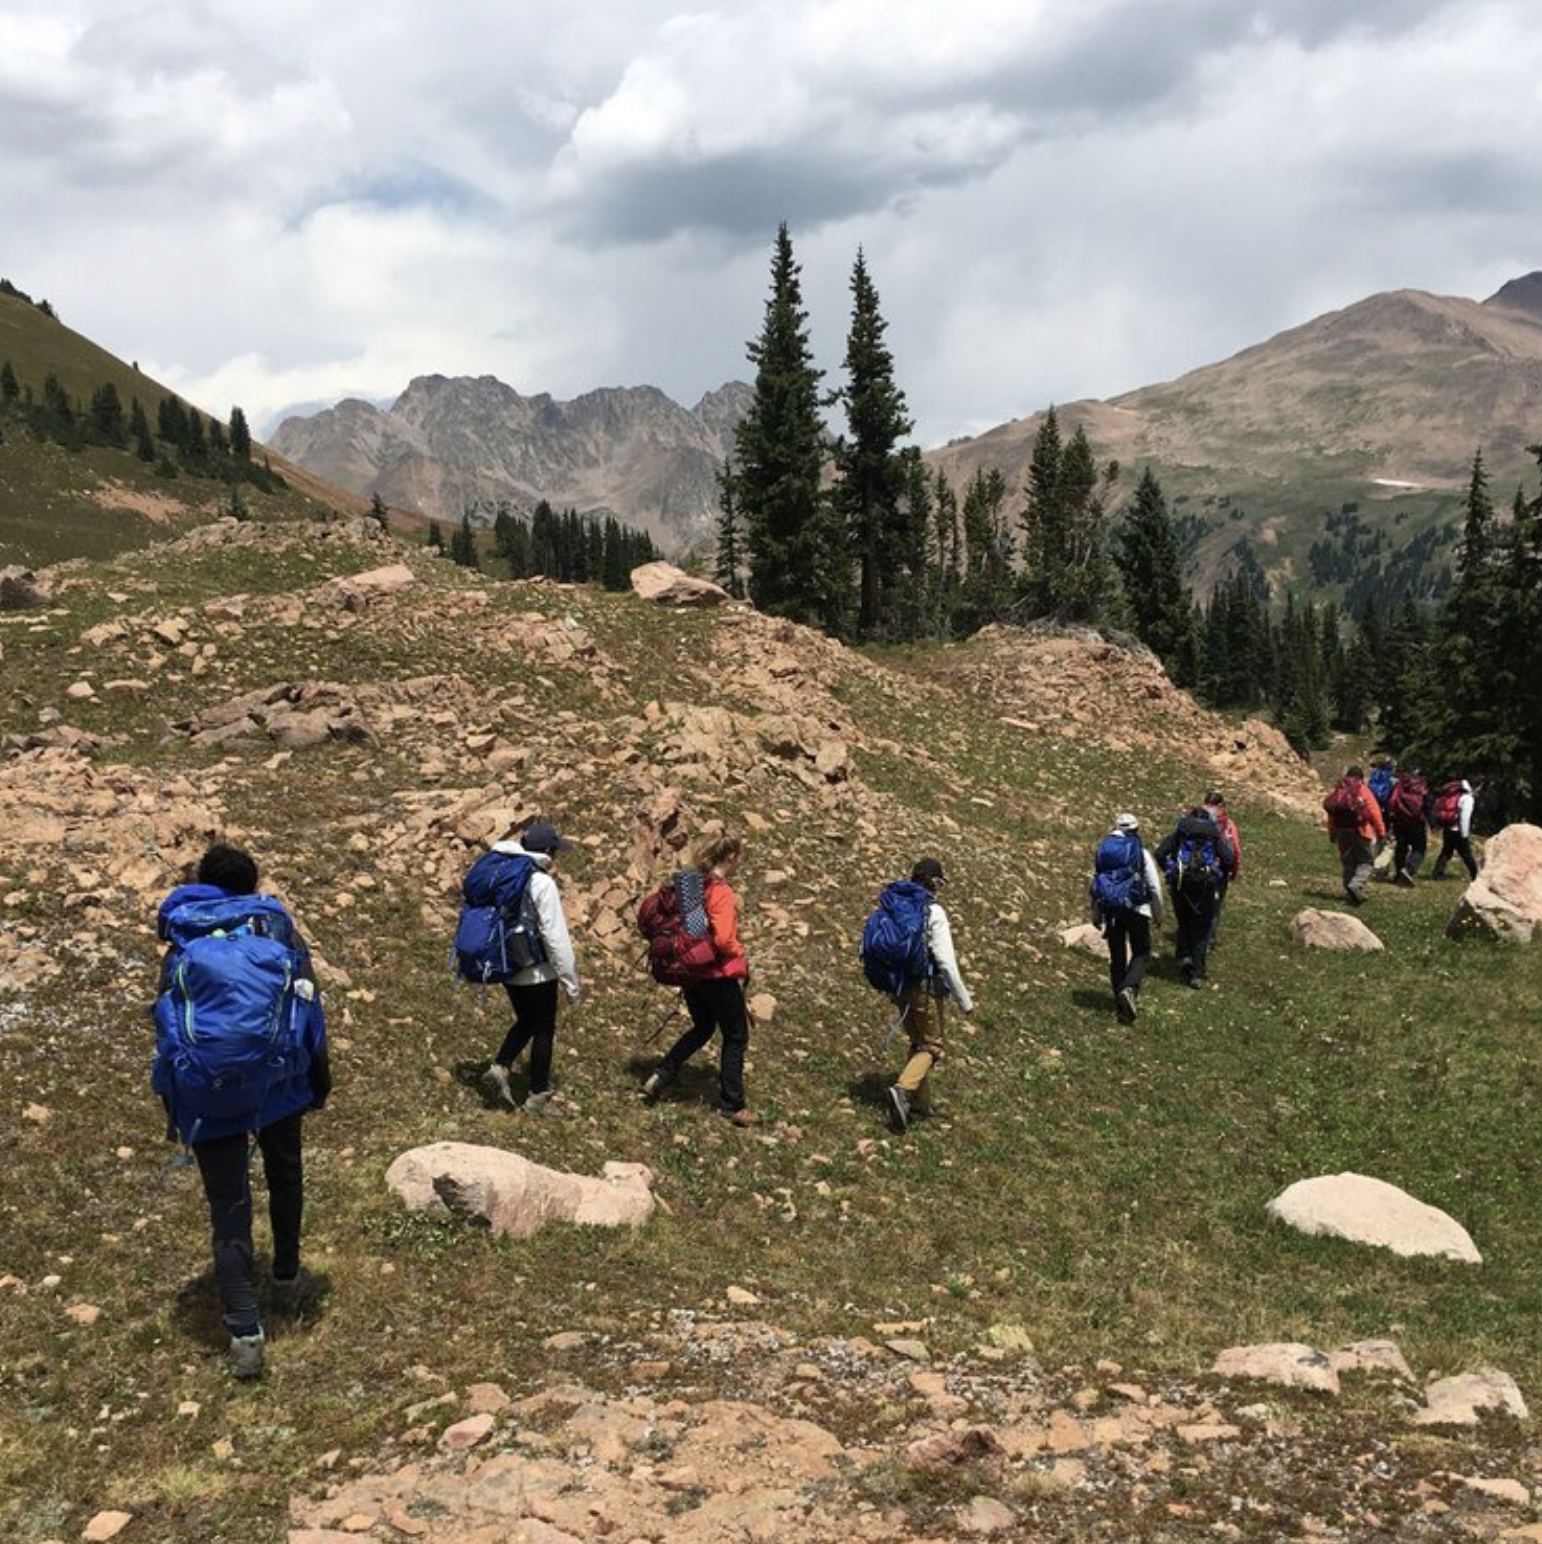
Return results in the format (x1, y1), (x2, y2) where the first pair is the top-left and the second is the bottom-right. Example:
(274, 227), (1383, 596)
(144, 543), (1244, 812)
(147, 760), (1482, 1380)
(1324, 758), (1482, 904)
(1088, 793), (1241, 1018)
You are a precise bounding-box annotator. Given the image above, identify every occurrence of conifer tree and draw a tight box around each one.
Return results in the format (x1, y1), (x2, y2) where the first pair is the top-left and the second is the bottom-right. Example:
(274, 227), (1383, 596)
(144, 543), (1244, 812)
(229, 406), (252, 460)
(834, 249), (912, 639)
(0, 360), (17, 402)
(90, 382), (126, 444)
(426, 520), (445, 552)
(713, 458), (746, 599)
(1019, 407), (1064, 612)
(129, 397), (155, 461)
(1114, 467), (1194, 677)
(369, 491), (389, 529)
(735, 224), (848, 632)
(450, 512), (480, 568)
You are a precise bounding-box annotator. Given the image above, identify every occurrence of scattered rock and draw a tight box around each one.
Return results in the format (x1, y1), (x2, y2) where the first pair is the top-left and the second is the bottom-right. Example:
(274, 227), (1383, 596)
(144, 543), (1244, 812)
(1412, 1370), (1528, 1428)
(438, 1413), (495, 1451)
(903, 1427), (1006, 1476)
(1058, 922), (1108, 958)
(0, 566), (53, 609)
(465, 1383), (511, 1416)
(959, 1495), (1017, 1534)
(24, 1102), (51, 1124)
(385, 1142), (655, 1238)
(984, 1323), (1035, 1355)
(1447, 822), (1542, 943)
(885, 1338), (931, 1363)
(1212, 1343), (1340, 1394)
(81, 1513), (133, 1542)
(1266, 1173), (1481, 1263)
(748, 992), (777, 1024)
(1288, 908), (1384, 952)
(65, 1302), (102, 1327)
(630, 561), (732, 608)
(1328, 1340), (1414, 1380)
(324, 563), (417, 612)
(726, 1285), (761, 1307)
(1458, 1476), (1530, 1508)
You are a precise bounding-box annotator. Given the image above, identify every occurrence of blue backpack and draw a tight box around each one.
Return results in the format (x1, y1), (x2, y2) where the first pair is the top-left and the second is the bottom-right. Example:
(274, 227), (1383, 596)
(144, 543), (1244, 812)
(1092, 833), (1149, 915)
(860, 881), (934, 995)
(152, 894), (310, 1141)
(1368, 765), (1395, 814)
(1165, 832), (1224, 893)
(454, 851), (546, 983)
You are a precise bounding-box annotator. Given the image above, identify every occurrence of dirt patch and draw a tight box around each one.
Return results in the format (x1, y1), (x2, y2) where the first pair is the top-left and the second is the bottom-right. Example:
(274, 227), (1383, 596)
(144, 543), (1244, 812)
(87, 481), (205, 524)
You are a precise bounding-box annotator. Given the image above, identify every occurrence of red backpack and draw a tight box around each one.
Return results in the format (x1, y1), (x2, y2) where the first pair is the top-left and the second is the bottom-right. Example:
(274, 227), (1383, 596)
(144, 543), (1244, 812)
(637, 881), (720, 986)
(1322, 776), (1364, 829)
(1431, 781), (1464, 830)
(1390, 775), (1427, 826)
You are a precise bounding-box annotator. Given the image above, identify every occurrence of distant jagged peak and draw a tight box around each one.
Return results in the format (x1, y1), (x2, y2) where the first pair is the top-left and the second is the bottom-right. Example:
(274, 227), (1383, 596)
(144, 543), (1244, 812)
(1483, 271), (1542, 316)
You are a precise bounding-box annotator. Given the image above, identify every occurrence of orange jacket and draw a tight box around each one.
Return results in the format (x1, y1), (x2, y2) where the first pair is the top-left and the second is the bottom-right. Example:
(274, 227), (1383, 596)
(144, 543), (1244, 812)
(1328, 779), (1385, 842)
(1207, 807), (1242, 879)
(704, 876), (749, 980)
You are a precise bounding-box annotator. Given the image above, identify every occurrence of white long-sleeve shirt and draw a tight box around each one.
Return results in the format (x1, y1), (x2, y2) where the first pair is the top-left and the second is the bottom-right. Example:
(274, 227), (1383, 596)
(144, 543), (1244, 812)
(926, 901), (973, 1013)
(1457, 783), (1475, 839)
(489, 842), (580, 998)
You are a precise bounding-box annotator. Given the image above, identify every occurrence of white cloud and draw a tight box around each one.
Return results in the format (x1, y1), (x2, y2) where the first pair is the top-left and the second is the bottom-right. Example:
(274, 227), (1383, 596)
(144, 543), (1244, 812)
(2, 0), (1539, 453)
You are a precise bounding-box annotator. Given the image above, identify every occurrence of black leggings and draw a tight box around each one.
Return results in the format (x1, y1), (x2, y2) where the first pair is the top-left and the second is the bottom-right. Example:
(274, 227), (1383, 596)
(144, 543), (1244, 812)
(660, 978), (749, 1112)
(193, 1110), (304, 1337)
(495, 979), (560, 1093)
(1106, 913), (1152, 997)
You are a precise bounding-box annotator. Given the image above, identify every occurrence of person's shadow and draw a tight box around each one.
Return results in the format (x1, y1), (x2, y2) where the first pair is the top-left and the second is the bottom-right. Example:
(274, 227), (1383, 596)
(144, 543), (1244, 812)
(170, 1265), (335, 1353)
(845, 1070), (891, 1113)
(624, 1054), (722, 1108)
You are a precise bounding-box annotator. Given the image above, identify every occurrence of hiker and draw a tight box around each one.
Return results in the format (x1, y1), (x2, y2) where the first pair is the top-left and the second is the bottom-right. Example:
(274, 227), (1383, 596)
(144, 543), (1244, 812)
(1323, 763), (1385, 906)
(1089, 814), (1165, 1023)
(1430, 778), (1480, 881)
(1202, 791), (1242, 953)
(466, 822), (582, 1114)
(1155, 806), (1233, 988)
(1388, 766), (1430, 886)
(642, 833), (757, 1127)
(1367, 757), (1397, 829)
(859, 858), (973, 1133)
(151, 843), (330, 1380)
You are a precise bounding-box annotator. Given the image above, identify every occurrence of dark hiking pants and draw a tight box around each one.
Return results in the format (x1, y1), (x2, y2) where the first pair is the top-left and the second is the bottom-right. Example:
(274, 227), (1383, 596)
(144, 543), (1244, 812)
(193, 1110), (304, 1338)
(1393, 824), (1427, 879)
(659, 978), (749, 1113)
(1174, 887), (1217, 981)
(1106, 913), (1152, 999)
(1432, 829), (1478, 881)
(496, 979), (560, 1094)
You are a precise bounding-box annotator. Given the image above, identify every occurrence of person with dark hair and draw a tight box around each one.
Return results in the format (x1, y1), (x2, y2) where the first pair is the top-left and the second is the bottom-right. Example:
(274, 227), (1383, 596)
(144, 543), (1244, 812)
(1323, 763), (1385, 906)
(1155, 806), (1234, 988)
(1388, 766), (1430, 886)
(1201, 792), (1242, 954)
(151, 844), (329, 1380)
(885, 858), (973, 1133)
(479, 820), (581, 1114)
(643, 834), (757, 1126)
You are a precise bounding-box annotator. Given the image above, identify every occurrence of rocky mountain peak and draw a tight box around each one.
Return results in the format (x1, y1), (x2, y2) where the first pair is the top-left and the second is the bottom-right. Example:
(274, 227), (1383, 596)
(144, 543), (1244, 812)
(1484, 270), (1542, 317)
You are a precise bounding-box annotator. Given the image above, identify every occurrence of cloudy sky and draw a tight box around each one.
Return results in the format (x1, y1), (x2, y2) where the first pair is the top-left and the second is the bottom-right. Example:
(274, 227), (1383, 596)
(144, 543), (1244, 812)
(4, 0), (1540, 444)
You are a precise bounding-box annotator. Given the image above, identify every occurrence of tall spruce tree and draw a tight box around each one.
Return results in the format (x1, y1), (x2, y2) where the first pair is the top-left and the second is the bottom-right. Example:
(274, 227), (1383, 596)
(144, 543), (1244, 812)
(713, 458), (746, 600)
(229, 406), (252, 460)
(426, 519), (445, 552)
(449, 513), (479, 568)
(735, 224), (848, 633)
(129, 397), (155, 461)
(834, 249), (912, 639)
(1115, 467), (1194, 677)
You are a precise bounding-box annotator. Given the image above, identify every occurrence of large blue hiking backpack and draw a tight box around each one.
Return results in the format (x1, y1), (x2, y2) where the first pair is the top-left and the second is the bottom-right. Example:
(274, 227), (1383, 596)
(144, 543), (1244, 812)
(152, 894), (310, 1141)
(454, 851), (546, 984)
(1092, 833), (1149, 916)
(1164, 829), (1224, 894)
(860, 881), (935, 996)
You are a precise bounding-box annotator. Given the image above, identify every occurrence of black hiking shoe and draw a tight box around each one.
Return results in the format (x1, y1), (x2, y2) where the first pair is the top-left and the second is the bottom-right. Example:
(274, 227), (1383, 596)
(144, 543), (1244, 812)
(269, 1267), (311, 1317)
(885, 1085), (910, 1134)
(1115, 988), (1138, 1024)
(1394, 870), (1415, 888)
(642, 1069), (671, 1104)
(227, 1330), (265, 1380)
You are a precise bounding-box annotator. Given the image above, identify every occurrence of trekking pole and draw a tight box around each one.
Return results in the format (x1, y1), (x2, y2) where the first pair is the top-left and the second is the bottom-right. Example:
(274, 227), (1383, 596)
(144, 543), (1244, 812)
(880, 1000), (911, 1054)
(643, 993), (684, 1045)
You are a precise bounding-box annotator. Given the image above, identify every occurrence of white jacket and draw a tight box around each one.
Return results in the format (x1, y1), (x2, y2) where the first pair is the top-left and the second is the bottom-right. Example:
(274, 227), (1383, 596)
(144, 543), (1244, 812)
(489, 842), (580, 998)
(1090, 839), (1166, 927)
(1457, 782), (1475, 840)
(926, 901), (973, 1013)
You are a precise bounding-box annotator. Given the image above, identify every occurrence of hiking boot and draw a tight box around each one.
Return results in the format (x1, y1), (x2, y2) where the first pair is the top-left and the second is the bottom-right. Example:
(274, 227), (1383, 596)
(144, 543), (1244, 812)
(1343, 887), (1363, 907)
(1187, 974), (1205, 990)
(718, 1106), (759, 1128)
(269, 1267), (310, 1317)
(523, 1090), (556, 1116)
(227, 1329), (265, 1380)
(481, 1062), (517, 1109)
(886, 1085), (910, 1134)
(1393, 869), (1415, 888)
(1115, 988), (1138, 1024)
(1177, 958), (1193, 986)
(641, 1069), (670, 1104)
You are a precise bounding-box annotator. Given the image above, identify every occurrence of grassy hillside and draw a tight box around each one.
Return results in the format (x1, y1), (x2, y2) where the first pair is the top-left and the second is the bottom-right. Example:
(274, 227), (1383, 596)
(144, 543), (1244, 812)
(0, 289), (359, 567)
(0, 522), (1536, 1542)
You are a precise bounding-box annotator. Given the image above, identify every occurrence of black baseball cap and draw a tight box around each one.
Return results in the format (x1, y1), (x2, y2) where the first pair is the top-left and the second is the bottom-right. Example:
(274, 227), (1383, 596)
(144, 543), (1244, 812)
(522, 822), (574, 855)
(911, 858), (946, 884)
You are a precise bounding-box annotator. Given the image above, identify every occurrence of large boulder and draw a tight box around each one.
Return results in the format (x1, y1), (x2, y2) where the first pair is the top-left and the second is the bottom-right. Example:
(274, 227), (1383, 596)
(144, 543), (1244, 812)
(386, 1142), (655, 1238)
(0, 566), (52, 610)
(1288, 908), (1384, 952)
(630, 561), (731, 608)
(1447, 823), (1542, 943)
(1266, 1172), (1481, 1263)
(325, 562), (417, 612)
(1211, 1342), (1340, 1394)
(1058, 923), (1109, 958)
(1412, 1369), (1528, 1428)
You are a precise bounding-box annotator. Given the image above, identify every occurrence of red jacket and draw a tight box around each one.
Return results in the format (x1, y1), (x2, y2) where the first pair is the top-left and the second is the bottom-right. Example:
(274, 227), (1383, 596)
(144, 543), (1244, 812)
(1327, 778), (1385, 843)
(1206, 806), (1242, 879)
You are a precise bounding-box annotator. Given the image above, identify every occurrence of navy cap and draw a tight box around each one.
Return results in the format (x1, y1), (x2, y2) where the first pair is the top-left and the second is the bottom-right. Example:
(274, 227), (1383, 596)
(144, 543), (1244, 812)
(522, 822), (574, 855)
